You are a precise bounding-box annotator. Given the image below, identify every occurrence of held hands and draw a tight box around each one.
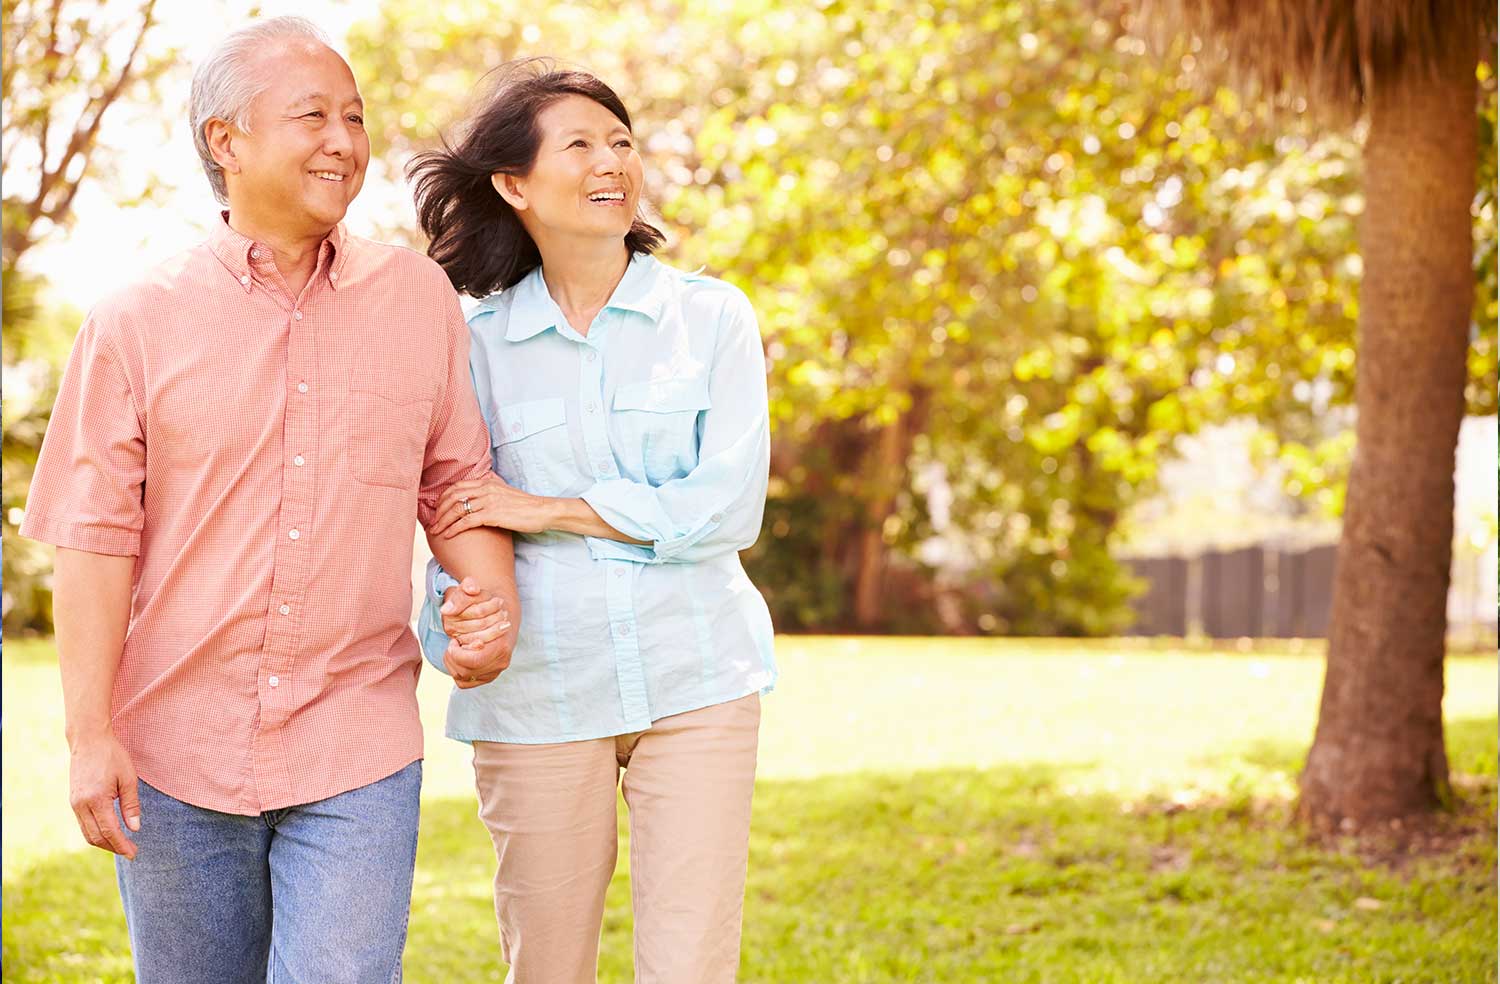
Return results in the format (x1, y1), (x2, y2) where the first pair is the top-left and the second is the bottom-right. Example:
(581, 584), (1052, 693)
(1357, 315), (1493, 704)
(431, 474), (557, 538)
(69, 731), (141, 859)
(441, 576), (515, 689)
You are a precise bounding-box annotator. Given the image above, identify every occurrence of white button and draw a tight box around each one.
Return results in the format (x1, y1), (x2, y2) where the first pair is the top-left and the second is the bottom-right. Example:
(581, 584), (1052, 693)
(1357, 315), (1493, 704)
(511, 423), (521, 434)
(586, 351), (597, 362)
(598, 462), (612, 473)
(293, 310), (303, 321)
(297, 382), (308, 394)
(329, 271), (338, 282)
(288, 528), (301, 540)
(239, 274), (250, 285)
(613, 568), (625, 577)
(586, 402), (597, 413)
(293, 455), (305, 467)
(252, 248), (264, 259)
(278, 604), (291, 616)
(711, 513), (723, 522)
(268, 675), (280, 688)
(618, 624), (633, 637)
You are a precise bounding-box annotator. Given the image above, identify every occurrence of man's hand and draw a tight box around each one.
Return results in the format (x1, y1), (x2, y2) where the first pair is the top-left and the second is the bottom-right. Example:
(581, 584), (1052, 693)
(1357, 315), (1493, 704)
(68, 731), (141, 859)
(440, 576), (514, 689)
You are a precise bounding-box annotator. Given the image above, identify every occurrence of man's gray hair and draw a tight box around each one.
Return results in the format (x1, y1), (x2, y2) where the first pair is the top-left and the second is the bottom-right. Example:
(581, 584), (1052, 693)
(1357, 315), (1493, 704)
(190, 16), (332, 204)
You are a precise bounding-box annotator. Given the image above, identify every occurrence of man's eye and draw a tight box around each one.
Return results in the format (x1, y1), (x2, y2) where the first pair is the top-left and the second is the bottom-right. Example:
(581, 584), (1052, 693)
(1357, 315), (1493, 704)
(347, 114), (365, 126)
(304, 111), (325, 119)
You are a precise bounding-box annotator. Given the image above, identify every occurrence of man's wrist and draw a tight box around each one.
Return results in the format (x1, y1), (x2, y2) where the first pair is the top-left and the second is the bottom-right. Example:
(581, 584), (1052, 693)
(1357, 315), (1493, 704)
(65, 720), (114, 752)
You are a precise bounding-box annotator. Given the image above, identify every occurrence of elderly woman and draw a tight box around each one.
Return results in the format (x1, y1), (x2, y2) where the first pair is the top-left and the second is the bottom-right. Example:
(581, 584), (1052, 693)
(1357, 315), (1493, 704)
(408, 61), (776, 984)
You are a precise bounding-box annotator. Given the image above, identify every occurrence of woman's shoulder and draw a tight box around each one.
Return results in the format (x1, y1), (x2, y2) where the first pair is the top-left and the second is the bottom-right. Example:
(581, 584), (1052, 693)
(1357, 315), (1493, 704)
(651, 257), (755, 324)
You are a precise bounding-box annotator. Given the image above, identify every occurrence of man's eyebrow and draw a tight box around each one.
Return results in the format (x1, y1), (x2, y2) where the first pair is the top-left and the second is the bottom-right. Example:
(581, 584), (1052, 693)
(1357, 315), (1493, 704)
(287, 91), (365, 109)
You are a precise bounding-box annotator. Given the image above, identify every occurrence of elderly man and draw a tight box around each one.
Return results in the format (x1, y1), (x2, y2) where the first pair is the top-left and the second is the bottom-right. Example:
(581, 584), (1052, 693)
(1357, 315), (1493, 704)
(21, 16), (514, 983)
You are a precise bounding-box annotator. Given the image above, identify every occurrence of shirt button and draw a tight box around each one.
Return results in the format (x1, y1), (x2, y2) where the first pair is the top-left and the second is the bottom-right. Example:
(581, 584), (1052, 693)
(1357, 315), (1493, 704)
(293, 454), (305, 467)
(268, 675), (280, 688)
(586, 402), (597, 413)
(251, 248), (264, 259)
(329, 271), (339, 282)
(613, 568), (625, 577)
(297, 382), (309, 394)
(586, 351), (598, 362)
(288, 528), (301, 540)
(278, 604), (291, 616)
(293, 310), (303, 321)
(239, 274), (251, 286)
(511, 423), (521, 434)
(598, 461), (612, 473)
(711, 513), (723, 522)
(618, 624), (633, 637)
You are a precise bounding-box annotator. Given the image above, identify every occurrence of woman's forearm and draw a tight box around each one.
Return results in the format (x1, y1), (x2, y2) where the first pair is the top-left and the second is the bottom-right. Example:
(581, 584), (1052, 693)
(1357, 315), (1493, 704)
(545, 497), (649, 545)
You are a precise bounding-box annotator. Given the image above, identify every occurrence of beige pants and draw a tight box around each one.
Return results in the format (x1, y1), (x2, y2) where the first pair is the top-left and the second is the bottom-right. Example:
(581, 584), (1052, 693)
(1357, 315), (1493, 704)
(472, 693), (761, 984)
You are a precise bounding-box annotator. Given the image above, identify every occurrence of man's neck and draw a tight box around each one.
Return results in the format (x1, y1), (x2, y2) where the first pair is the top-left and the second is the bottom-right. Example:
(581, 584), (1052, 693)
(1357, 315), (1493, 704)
(225, 209), (333, 299)
(535, 237), (631, 337)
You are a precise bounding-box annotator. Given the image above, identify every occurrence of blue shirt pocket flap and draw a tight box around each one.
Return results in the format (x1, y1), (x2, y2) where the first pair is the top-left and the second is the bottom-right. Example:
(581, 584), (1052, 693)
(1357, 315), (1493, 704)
(491, 397), (567, 446)
(613, 376), (712, 414)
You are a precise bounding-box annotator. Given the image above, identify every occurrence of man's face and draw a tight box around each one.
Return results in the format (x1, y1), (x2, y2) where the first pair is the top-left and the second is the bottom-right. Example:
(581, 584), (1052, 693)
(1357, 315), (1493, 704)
(226, 41), (369, 235)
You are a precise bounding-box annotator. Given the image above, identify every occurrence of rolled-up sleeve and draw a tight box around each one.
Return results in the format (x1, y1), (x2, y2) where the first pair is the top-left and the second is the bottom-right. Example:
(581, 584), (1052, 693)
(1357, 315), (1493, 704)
(416, 286), (493, 530)
(19, 314), (146, 556)
(581, 291), (770, 564)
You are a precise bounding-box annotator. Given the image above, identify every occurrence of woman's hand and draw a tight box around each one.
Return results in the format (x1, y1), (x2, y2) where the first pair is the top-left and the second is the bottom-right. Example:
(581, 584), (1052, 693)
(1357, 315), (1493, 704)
(431, 473), (559, 538)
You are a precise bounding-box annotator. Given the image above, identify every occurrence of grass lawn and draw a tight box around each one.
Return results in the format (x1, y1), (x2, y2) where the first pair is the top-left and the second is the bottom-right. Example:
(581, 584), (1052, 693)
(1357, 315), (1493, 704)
(3, 636), (1495, 982)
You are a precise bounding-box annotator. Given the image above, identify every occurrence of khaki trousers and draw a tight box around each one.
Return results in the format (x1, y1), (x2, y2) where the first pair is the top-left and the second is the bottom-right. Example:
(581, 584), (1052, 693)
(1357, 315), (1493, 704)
(472, 693), (761, 984)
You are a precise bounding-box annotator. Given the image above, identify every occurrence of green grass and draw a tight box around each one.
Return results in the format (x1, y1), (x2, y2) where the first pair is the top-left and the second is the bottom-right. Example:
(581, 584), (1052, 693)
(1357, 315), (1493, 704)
(3, 636), (1495, 982)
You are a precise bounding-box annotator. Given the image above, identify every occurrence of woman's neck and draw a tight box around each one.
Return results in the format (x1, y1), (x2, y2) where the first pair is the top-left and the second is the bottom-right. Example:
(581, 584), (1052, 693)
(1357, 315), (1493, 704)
(536, 238), (632, 337)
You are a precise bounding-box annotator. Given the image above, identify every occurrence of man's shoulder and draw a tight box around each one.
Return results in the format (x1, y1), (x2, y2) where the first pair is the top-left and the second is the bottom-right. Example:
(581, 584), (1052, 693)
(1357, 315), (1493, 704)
(85, 244), (217, 338)
(344, 234), (453, 291)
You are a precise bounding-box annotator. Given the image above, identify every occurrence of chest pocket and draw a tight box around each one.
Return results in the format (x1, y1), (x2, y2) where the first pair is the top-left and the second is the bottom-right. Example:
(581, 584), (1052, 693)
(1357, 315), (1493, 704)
(348, 386), (433, 492)
(613, 376), (712, 486)
(491, 398), (572, 496)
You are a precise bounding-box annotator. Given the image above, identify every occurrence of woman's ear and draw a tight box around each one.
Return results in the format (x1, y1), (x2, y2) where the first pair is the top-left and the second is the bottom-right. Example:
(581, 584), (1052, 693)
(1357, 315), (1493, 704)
(204, 118), (240, 177)
(491, 173), (528, 212)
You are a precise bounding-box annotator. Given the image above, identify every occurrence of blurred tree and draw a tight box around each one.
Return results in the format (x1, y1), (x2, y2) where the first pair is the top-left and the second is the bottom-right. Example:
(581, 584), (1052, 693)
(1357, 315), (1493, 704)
(349, 0), (1495, 638)
(1, 0), (171, 632)
(1135, 0), (1495, 826)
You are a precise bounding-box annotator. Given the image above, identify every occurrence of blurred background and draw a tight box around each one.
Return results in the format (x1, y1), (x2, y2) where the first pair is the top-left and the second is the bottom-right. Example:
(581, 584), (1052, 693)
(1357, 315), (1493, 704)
(5, 0), (1495, 643)
(3, 2), (1497, 980)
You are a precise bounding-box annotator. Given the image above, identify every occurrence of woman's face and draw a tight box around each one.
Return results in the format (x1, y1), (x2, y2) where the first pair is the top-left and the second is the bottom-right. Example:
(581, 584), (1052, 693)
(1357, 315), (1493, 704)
(500, 94), (644, 244)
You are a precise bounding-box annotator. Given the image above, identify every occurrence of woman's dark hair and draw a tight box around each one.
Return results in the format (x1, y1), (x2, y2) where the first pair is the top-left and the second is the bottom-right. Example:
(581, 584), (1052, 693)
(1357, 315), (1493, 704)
(408, 59), (666, 297)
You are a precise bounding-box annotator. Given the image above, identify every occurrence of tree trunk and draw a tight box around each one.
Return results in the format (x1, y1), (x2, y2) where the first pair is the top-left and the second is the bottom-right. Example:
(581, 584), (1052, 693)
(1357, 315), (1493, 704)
(1299, 47), (1478, 826)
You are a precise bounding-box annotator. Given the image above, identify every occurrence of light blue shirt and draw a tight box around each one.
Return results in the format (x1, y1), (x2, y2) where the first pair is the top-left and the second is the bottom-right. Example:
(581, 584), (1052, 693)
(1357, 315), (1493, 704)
(419, 254), (776, 743)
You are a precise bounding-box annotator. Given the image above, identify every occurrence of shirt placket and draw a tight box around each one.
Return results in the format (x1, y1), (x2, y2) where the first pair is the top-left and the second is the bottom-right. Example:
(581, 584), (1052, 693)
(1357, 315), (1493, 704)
(252, 254), (320, 807)
(581, 312), (649, 727)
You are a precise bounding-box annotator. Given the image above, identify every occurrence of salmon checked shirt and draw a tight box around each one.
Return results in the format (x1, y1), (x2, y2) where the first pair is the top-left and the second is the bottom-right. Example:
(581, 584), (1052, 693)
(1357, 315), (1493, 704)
(20, 214), (493, 815)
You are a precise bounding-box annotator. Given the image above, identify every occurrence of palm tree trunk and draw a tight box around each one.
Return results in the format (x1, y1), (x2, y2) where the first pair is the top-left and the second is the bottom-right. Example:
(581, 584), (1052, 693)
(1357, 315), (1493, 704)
(1299, 46), (1478, 825)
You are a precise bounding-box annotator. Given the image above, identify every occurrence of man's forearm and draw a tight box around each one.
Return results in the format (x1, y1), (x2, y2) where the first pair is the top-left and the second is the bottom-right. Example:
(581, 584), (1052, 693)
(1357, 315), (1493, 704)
(53, 548), (135, 749)
(427, 526), (521, 644)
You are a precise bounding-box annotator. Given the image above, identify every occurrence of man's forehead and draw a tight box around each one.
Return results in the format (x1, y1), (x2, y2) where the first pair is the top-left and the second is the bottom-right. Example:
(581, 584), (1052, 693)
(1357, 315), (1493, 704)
(250, 43), (360, 104)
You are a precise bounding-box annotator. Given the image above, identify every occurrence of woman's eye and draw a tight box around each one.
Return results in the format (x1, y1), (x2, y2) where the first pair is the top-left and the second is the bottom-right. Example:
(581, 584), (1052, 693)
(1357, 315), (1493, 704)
(615, 140), (633, 149)
(570, 139), (588, 149)
(347, 114), (364, 126)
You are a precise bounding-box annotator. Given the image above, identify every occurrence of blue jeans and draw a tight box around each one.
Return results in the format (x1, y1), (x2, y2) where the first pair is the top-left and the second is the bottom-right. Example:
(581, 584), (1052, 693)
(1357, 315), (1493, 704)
(114, 760), (421, 984)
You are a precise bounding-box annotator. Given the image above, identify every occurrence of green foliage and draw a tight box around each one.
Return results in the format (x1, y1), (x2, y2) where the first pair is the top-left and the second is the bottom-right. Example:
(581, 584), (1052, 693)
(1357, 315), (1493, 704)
(6, 638), (1497, 981)
(350, 0), (1500, 634)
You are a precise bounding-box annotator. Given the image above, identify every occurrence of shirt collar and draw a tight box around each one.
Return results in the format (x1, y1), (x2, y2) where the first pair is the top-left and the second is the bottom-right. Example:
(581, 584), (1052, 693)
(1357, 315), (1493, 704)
(207, 211), (351, 290)
(491, 252), (667, 342)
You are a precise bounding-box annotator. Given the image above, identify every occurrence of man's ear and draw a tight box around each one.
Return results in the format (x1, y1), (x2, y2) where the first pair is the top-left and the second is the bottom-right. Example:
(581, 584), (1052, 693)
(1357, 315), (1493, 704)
(491, 172), (528, 212)
(204, 118), (240, 177)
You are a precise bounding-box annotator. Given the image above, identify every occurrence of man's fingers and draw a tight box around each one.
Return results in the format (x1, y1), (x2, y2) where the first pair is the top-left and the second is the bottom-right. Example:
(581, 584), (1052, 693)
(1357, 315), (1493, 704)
(75, 804), (105, 849)
(468, 620), (513, 646)
(87, 801), (136, 859)
(118, 778), (142, 833)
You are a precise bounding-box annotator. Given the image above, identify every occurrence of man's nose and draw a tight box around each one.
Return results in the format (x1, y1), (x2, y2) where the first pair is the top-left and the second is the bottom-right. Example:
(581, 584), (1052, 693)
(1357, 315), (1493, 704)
(323, 119), (355, 157)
